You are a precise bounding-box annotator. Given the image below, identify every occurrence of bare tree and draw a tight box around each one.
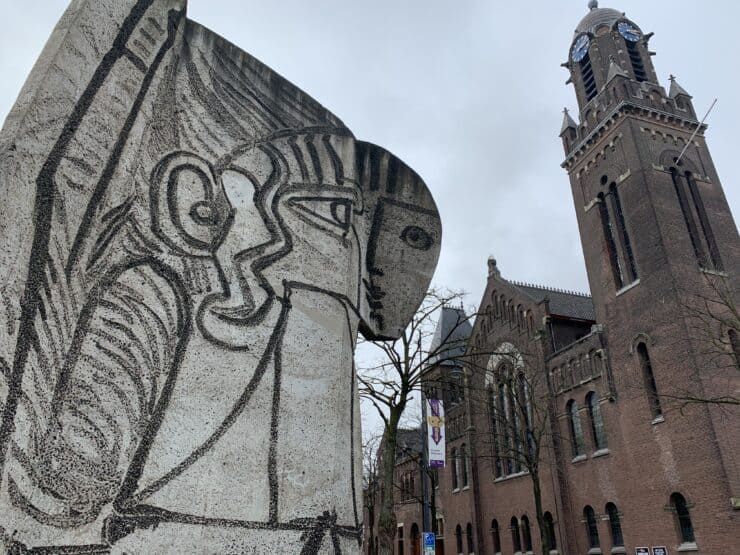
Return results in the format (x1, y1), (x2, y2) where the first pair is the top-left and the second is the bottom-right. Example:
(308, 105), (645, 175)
(357, 288), (476, 555)
(673, 273), (740, 407)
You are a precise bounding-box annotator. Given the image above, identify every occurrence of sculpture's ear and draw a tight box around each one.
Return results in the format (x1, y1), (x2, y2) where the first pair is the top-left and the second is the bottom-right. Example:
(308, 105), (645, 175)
(355, 142), (442, 341)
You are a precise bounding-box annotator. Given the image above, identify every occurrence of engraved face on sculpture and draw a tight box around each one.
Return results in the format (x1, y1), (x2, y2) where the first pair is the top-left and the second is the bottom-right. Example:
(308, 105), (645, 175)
(148, 134), (442, 348)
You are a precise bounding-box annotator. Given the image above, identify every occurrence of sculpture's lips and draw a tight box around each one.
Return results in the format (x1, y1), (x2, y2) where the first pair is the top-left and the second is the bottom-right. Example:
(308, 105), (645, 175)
(209, 304), (256, 323)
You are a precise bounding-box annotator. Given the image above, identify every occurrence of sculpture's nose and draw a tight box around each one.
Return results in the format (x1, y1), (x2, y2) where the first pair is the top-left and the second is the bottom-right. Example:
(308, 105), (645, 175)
(210, 170), (273, 319)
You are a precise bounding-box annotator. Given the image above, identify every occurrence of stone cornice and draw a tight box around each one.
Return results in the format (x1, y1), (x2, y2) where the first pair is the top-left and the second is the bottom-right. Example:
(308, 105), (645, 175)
(562, 101), (705, 170)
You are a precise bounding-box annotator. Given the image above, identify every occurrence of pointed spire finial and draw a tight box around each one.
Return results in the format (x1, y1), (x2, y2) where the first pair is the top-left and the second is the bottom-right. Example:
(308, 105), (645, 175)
(669, 74), (676, 83)
(588, 0), (599, 10)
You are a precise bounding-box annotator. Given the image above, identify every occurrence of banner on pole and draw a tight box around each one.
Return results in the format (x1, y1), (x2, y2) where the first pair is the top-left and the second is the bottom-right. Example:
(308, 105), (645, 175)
(427, 399), (445, 469)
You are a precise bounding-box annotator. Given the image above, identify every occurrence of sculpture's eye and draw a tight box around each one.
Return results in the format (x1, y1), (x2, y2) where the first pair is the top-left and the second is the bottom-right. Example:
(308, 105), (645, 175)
(400, 225), (433, 251)
(287, 197), (353, 232)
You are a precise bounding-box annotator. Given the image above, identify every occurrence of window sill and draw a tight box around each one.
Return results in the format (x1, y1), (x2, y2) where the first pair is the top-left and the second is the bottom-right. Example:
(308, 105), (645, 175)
(652, 415), (665, 425)
(452, 488), (460, 494)
(588, 549), (602, 555)
(462, 485), (471, 491)
(616, 279), (640, 297)
(610, 548), (626, 555)
(572, 454), (588, 464)
(677, 543), (698, 552)
(494, 470), (529, 483)
(592, 448), (610, 459)
(700, 267), (728, 278)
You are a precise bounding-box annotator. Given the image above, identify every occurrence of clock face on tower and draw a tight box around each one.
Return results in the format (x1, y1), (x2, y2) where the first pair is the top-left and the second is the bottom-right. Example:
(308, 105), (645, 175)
(618, 22), (641, 42)
(571, 35), (590, 62)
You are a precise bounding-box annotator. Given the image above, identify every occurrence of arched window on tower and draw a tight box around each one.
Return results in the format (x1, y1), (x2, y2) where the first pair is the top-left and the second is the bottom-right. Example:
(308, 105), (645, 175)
(510, 517), (522, 553)
(584, 506), (601, 549)
(636, 343), (662, 419)
(606, 503), (625, 547)
(686, 171), (723, 271)
(491, 520), (502, 554)
(466, 523), (474, 555)
(580, 53), (598, 101)
(586, 391), (608, 451)
(625, 36), (647, 82)
(670, 493), (696, 545)
(455, 525), (463, 555)
(598, 191), (624, 290)
(489, 386), (504, 479)
(672, 167), (707, 267)
(609, 183), (638, 283)
(567, 400), (586, 457)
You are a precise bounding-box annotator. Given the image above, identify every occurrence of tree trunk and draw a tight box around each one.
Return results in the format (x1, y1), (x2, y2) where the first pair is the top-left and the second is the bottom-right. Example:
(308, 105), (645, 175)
(531, 470), (550, 555)
(378, 408), (402, 555)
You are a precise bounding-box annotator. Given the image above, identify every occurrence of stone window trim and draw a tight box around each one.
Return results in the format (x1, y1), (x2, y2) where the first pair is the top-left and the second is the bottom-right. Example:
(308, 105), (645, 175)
(677, 543), (698, 553)
(652, 415), (666, 425)
(493, 469), (529, 483)
(615, 278), (640, 296)
(610, 548), (627, 555)
(592, 448), (610, 459)
(588, 549), (603, 555)
(572, 454), (588, 464)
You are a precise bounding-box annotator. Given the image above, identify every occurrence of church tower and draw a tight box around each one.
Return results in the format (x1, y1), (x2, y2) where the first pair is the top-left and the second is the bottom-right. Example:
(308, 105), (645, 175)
(560, 2), (739, 552)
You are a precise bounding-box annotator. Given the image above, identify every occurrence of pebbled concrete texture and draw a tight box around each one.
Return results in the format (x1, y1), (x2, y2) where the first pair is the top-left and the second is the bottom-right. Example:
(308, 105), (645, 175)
(0, 0), (441, 553)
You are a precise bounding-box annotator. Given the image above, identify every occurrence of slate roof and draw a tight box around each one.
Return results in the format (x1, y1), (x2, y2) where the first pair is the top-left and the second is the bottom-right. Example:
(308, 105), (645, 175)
(429, 306), (473, 366)
(510, 282), (596, 322)
(395, 428), (423, 462)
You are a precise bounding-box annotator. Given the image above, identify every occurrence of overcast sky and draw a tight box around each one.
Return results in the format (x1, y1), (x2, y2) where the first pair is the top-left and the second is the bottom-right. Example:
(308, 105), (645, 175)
(1, 1), (737, 436)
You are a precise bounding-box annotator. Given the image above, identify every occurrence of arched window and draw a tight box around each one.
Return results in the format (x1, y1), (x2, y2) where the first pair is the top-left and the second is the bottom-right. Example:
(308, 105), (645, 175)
(466, 523), (474, 554)
(671, 167), (707, 268)
(606, 503), (624, 547)
(636, 343), (662, 418)
(499, 295), (506, 320)
(461, 444), (469, 488)
(686, 171), (723, 271)
(451, 448), (459, 490)
(491, 291), (498, 317)
(609, 183), (638, 283)
(670, 493), (695, 544)
(580, 53), (597, 101)
(517, 305), (524, 330)
(586, 392), (608, 451)
(520, 515), (533, 552)
(498, 381), (512, 475)
(730, 329), (740, 370)
(625, 36), (646, 82)
(518, 373), (534, 456)
(584, 506), (600, 549)
(398, 524), (405, 555)
(455, 524), (463, 555)
(510, 517), (522, 553)
(491, 520), (502, 554)
(411, 524), (420, 555)
(489, 387), (503, 478)
(598, 191), (624, 290)
(544, 512), (557, 551)
(410, 474), (415, 499)
(567, 400), (586, 457)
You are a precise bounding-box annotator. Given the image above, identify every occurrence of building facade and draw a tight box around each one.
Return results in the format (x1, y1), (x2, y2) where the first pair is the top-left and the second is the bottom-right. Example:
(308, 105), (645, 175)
(365, 3), (739, 554)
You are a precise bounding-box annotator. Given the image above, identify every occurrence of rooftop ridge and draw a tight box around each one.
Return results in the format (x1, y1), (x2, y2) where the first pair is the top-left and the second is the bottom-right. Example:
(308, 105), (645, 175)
(507, 279), (592, 299)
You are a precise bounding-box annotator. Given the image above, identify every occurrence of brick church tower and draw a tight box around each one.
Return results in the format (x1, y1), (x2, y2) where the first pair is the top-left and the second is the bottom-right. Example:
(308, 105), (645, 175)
(560, 1), (740, 552)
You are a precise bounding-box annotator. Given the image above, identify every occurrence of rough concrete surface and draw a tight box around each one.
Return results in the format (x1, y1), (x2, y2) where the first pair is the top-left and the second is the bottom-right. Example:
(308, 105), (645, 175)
(0, 1), (441, 552)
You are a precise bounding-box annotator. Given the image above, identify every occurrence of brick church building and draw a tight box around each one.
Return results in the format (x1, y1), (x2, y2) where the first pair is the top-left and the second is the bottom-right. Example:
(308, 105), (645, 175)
(365, 2), (739, 554)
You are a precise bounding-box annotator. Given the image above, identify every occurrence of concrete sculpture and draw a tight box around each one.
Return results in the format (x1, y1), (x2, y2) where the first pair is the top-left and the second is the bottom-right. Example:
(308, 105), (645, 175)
(0, 0), (441, 552)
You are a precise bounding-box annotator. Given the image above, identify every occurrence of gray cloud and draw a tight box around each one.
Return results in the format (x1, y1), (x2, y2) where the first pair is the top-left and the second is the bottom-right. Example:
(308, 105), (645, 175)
(1, 0), (737, 435)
